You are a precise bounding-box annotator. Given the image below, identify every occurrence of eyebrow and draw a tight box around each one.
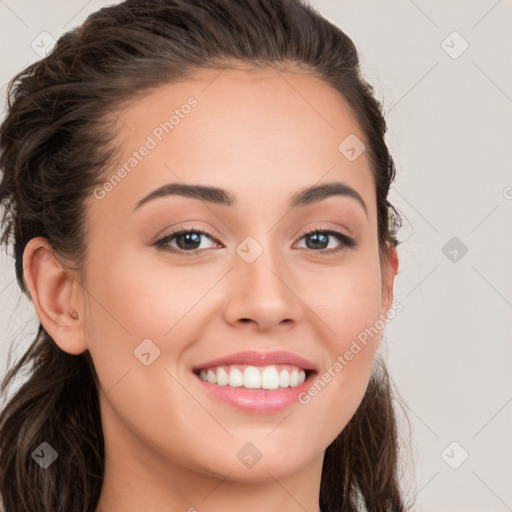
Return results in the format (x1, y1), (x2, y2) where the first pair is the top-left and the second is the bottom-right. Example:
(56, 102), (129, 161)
(133, 181), (367, 216)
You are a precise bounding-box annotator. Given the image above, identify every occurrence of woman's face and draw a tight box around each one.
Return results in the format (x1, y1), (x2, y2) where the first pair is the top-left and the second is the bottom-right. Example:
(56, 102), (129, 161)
(80, 66), (397, 482)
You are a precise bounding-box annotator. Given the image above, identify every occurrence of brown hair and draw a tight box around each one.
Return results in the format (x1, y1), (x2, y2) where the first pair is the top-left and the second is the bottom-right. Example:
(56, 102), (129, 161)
(0, 0), (409, 510)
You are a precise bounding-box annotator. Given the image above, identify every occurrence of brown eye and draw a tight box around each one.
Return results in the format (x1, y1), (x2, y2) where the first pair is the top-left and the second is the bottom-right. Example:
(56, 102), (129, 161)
(296, 229), (357, 254)
(154, 227), (221, 255)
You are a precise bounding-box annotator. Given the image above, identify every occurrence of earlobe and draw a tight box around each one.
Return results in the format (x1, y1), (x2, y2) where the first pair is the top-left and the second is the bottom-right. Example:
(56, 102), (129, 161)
(22, 237), (87, 355)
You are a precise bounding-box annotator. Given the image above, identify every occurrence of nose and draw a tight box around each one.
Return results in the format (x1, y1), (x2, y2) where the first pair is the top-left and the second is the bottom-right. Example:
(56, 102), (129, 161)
(223, 244), (304, 332)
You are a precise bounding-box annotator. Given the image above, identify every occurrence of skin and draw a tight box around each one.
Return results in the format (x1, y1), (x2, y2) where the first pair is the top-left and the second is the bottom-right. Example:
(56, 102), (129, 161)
(23, 65), (398, 512)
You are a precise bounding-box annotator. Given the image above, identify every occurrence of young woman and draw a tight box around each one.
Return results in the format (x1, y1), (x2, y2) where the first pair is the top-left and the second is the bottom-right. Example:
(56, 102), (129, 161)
(0, 0), (409, 511)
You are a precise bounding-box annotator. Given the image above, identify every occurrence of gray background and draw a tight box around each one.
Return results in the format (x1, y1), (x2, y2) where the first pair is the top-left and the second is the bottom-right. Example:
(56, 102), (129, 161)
(1, 1), (511, 511)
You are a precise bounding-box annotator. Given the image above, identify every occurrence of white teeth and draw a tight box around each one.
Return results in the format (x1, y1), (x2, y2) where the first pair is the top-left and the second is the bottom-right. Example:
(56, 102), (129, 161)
(228, 368), (243, 387)
(261, 366), (280, 390)
(216, 366), (229, 386)
(207, 369), (216, 384)
(278, 369), (290, 388)
(197, 364), (308, 389)
(243, 366), (261, 388)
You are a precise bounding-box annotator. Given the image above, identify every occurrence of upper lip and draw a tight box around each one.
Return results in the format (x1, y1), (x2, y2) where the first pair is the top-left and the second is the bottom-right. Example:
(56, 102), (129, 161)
(192, 350), (317, 372)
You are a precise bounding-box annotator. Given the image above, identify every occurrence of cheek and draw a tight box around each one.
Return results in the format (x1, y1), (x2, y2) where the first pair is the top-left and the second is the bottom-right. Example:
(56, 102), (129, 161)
(299, 257), (383, 412)
(85, 247), (196, 333)
(83, 252), (219, 372)
(304, 255), (384, 346)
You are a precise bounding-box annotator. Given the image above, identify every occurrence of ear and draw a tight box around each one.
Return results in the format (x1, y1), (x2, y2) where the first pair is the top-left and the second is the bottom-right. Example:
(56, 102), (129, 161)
(380, 242), (399, 318)
(22, 237), (87, 355)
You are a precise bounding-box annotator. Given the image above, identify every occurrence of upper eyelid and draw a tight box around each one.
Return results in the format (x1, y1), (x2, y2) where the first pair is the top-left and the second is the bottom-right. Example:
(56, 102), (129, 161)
(158, 224), (351, 239)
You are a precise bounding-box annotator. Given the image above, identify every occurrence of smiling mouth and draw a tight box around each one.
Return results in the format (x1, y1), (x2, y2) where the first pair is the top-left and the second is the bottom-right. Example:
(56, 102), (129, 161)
(192, 364), (316, 390)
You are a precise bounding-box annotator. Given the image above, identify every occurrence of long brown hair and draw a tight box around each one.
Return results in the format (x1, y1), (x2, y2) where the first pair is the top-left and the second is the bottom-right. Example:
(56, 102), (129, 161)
(0, 1), (409, 510)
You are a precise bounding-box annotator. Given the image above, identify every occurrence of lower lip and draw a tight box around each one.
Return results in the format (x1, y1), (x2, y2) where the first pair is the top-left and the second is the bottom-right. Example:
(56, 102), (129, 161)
(193, 371), (317, 413)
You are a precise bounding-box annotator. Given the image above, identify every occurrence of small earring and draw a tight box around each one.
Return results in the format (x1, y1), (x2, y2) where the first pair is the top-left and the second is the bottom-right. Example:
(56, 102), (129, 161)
(71, 311), (79, 320)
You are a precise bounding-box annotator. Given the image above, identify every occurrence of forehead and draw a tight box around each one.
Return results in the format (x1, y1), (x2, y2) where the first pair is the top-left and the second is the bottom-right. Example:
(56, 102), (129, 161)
(119, 65), (366, 146)
(89, 65), (375, 220)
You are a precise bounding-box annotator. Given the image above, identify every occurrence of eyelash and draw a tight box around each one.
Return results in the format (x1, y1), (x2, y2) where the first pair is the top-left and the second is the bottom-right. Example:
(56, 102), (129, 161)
(153, 225), (357, 256)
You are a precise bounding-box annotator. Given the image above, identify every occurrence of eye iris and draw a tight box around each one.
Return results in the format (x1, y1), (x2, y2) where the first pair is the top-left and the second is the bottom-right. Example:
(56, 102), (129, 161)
(307, 232), (328, 249)
(177, 232), (201, 250)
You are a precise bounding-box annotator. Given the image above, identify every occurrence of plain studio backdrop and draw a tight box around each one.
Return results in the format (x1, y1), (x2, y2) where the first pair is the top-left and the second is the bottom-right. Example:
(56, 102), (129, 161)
(0, 1), (511, 511)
